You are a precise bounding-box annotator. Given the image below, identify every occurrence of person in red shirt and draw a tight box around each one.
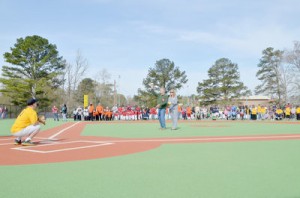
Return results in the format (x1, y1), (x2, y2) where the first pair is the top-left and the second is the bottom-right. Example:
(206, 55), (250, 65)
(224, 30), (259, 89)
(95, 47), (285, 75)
(52, 105), (59, 121)
(117, 106), (123, 120)
(122, 109), (126, 120)
(113, 112), (119, 121)
(150, 107), (157, 120)
(136, 106), (141, 120)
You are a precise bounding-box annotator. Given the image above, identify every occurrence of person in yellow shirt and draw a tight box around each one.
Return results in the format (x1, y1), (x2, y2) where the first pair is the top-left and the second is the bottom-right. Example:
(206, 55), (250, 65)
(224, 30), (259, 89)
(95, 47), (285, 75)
(275, 107), (283, 120)
(296, 105), (300, 121)
(11, 98), (41, 146)
(285, 106), (291, 119)
(261, 105), (267, 120)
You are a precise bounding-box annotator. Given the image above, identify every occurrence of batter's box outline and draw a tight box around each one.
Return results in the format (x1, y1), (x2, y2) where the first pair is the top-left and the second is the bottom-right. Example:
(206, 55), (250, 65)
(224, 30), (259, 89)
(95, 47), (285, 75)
(11, 140), (114, 154)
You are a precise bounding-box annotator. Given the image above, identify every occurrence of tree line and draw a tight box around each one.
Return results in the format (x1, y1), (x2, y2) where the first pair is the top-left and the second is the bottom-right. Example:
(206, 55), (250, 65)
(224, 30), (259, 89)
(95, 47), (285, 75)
(0, 35), (126, 110)
(0, 35), (299, 110)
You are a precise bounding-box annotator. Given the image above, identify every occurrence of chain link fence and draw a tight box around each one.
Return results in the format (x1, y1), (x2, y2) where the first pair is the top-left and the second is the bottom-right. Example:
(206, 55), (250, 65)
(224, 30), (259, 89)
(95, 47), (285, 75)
(0, 104), (52, 119)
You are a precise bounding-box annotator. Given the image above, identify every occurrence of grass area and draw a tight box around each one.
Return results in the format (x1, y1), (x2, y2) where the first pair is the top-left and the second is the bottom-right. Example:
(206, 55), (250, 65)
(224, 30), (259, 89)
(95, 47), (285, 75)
(82, 120), (300, 138)
(1, 119), (300, 198)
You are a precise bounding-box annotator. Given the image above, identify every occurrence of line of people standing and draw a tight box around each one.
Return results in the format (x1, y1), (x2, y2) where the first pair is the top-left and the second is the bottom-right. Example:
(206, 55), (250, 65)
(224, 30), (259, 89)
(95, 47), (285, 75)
(73, 103), (114, 121)
(52, 104), (68, 121)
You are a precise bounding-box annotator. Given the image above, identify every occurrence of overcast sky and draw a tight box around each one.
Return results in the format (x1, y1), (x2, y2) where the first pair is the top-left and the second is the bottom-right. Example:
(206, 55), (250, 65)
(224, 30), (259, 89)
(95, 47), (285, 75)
(1, 0), (300, 96)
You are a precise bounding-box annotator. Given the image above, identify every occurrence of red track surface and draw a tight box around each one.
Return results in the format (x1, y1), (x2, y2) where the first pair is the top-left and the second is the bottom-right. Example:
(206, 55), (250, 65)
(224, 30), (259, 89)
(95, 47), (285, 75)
(1, 121), (300, 165)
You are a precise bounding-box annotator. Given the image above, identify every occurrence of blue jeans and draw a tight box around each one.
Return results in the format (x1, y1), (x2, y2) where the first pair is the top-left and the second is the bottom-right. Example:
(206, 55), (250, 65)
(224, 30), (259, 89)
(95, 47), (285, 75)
(53, 113), (59, 121)
(158, 108), (166, 128)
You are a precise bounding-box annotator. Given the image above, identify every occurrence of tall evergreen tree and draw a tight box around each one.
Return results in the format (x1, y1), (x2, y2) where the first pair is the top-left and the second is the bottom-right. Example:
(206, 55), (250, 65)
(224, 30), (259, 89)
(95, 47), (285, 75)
(0, 35), (65, 107)
(134, 58), (188, 107)
(197, 58), (250, 105)
(255, 47), (285, 105)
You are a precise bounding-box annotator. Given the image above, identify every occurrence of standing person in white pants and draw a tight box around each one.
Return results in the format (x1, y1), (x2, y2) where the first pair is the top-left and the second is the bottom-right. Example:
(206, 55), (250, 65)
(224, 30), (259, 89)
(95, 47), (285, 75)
(168, 89), (178, 130)
(61, 104), (68, 121)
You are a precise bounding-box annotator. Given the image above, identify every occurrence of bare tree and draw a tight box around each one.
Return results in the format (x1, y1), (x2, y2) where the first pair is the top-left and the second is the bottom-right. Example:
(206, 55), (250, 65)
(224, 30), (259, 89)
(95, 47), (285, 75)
(284, 41), (300, 103)
(278, 62), (294, 103)
(93, 69), (115, 106)
(62, 50), (89, 108)
(285, 41), (300, 71)
(98, 68), (111, 84)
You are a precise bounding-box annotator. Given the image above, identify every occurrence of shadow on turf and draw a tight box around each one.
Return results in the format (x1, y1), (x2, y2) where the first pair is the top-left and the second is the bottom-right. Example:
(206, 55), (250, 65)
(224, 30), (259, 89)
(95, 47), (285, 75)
(36, 138), (66, 145)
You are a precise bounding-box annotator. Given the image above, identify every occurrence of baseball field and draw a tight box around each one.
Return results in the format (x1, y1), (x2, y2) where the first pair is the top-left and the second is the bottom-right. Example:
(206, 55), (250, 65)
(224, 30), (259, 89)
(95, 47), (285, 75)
(1, 119), (300, 198)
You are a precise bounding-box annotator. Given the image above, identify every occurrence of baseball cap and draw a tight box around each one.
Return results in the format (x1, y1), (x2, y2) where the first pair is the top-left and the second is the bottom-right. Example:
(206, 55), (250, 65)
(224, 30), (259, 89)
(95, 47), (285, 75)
(27, 98), (38, 105)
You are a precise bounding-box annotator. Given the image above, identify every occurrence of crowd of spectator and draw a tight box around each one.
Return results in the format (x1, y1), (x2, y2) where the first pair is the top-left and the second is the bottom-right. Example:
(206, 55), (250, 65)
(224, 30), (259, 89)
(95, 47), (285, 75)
(62, 103), (300, 121)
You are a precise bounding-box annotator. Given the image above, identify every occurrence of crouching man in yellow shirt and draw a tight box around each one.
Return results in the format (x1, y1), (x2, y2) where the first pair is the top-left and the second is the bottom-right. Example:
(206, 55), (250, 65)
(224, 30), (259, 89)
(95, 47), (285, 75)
(11, 98), (41, 146)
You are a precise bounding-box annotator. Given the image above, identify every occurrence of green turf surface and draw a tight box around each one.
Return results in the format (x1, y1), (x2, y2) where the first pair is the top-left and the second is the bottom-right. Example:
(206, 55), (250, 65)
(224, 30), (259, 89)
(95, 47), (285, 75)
(1, 120), (300, 198)
(1, 140), (300, 198)
(82, 120), (300, 138)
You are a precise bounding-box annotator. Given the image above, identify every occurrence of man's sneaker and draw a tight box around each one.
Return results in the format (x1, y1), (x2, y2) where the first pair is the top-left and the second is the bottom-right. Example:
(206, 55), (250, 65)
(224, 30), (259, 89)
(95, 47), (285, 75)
(14, 139), (22, 145)
(22, 140), (36, 146)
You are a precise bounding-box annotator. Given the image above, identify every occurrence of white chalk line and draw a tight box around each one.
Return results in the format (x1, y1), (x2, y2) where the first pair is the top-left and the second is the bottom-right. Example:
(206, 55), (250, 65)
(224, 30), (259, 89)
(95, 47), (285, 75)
(36, 137), (58, 140)
(0, 138), (14, 141)
(11, 140), (114, 153)
(9, 134), (300, 153)
(0, 143), (14, 146)
(103, 134), (300, 143)
(48, 122), (81, 139)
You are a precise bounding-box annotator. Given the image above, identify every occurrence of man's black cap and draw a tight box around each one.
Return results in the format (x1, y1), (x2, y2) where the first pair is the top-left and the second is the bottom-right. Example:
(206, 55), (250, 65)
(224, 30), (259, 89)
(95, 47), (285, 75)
(27, 98), (38, 105)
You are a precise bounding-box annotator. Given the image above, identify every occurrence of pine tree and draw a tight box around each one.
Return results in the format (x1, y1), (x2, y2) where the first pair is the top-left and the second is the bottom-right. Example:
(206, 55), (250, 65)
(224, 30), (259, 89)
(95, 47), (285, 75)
(134, 59), (188, 107)
(0, 35), (65, 107)
(197, 58), (250, 105)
